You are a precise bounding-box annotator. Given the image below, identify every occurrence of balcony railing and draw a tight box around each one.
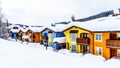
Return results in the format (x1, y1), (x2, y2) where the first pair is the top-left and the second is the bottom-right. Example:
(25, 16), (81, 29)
(106, 39), (120, 48)
(77, 38), (90, 45)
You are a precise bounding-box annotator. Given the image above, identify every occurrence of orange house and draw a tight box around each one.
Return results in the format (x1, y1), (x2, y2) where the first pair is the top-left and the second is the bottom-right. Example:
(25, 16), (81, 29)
(25, 27), (46, 43)
(93, 32), (120, 59)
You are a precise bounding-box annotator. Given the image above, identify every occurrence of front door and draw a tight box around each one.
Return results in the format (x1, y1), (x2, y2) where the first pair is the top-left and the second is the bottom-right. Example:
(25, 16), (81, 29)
(83, 45), (89, 54)
(110, 48), (117, 58)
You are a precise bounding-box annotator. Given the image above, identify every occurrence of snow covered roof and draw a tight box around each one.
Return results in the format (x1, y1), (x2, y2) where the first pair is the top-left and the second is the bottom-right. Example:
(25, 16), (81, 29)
(113, 9), (119, 14)
(10, 29), (20, 33)
(47, 24), (67, 32)
(53, 37), (66, 43)
(27, 26), (46, 32)
(20, 28), (29, 32)
(61, 16), (120, 32)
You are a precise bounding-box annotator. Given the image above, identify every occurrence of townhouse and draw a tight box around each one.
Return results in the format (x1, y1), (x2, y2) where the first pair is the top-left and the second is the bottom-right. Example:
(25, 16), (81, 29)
(62, 16), (120, 59)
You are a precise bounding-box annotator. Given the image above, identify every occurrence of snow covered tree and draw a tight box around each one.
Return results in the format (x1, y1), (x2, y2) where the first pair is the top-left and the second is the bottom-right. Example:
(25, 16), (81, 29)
(0, 2), (9, 39)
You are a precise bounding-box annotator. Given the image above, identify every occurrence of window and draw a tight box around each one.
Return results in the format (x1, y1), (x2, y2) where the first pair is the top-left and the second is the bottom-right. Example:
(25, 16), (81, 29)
(83, 33), (89, 38)
(48, 33), (52, 39)
(95, 47), (102, 55)
(118, 49), (120, 56)
(117, 33), (120, 40)
(72, 44), (76, 52)
(71, 33), (76, 41)
(95, 34), (102, 41)
(80, 45), (89, 54)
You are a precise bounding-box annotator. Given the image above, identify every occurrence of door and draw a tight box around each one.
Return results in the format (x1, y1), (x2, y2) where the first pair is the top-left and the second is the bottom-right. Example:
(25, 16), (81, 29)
(110, 48), (117, 58)
(83, 45), (89, 54)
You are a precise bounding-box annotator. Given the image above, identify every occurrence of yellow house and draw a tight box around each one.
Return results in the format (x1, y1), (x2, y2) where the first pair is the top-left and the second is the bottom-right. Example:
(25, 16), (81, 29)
(63, 26), (94, 54)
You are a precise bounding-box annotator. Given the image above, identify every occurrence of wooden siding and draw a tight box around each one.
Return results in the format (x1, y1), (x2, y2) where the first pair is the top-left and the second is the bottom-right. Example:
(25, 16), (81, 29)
(77, 38), (90, 45)
(106, 39), (120, 48)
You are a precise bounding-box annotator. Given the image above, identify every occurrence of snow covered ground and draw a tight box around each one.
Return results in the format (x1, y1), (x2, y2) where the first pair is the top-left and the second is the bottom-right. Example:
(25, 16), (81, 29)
(0, 38), (120, 68)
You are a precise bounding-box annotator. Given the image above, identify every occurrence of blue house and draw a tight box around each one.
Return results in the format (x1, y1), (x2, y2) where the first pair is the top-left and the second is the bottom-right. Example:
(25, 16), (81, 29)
(48, 24), (66, 50)
(8, 25), (21, 40)
(41, 24), (67, 50)
(52, 32), (66, 50)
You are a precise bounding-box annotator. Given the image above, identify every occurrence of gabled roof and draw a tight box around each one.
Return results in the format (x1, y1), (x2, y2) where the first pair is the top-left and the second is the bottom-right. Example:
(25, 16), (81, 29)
(40, 27), (54, 33)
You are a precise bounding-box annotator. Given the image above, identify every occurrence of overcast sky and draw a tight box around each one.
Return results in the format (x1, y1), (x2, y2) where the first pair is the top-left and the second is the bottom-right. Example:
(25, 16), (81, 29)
(1, 0), (120, 26)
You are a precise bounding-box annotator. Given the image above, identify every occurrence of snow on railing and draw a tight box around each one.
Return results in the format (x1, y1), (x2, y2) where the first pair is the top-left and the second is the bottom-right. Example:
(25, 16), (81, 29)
(53, 37), (66, 43)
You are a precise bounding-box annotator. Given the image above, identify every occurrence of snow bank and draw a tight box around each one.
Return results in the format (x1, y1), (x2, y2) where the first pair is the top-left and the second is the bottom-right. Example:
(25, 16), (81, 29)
(0, 38), (120, 68)
(82, 54), (106, 62)
(58, 49), (83, 57)
(53, 37), (66, 43)
(104, 58), (120, 68)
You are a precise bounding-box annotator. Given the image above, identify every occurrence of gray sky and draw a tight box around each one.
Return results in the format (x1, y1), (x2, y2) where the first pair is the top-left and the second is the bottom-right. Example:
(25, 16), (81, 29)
(1, 0), (120, 26)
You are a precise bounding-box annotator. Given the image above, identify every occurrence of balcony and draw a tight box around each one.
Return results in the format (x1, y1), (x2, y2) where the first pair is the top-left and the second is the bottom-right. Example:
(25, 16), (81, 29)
(77, 38), (90, 45)
(106, 39), (120, 48)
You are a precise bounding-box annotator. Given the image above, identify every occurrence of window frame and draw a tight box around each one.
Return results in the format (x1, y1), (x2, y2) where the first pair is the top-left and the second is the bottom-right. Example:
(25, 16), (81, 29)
(95, 33), (102, 42)
(117, 49), (120, 56)
(117, 33), (120, 39)
(71, 33), (77, 42)
(95, 47), (103, 56)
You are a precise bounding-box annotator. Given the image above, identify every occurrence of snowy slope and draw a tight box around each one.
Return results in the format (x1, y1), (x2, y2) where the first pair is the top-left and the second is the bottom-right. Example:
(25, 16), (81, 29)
(0, 38), (120, 68)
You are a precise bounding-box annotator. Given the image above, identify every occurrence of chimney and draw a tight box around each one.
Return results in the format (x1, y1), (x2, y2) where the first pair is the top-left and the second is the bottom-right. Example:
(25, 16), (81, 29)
(71, 15), (75, 21)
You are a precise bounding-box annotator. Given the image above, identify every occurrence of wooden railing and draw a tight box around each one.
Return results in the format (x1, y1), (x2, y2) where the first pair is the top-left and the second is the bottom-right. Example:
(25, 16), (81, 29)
(106, 39), (120, 48)
(77, 38), (90, 45)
